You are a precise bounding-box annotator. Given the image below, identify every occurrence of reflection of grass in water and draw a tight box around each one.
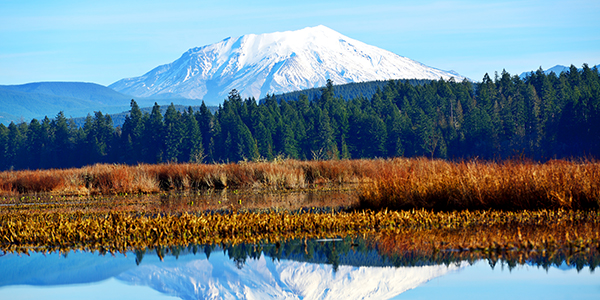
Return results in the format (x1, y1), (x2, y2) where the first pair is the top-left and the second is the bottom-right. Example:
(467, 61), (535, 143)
(225, 234), (600, 271)
(1, 159), (598, 269)
(1, 209), (598, 265)
(0, 188), (359, 215)
(121, 234), (600, 272)
(371, 227), (600, 271)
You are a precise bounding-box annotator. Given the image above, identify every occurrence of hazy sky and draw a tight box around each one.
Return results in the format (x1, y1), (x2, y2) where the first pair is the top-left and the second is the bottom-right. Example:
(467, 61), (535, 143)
(1, 0), (598, 86)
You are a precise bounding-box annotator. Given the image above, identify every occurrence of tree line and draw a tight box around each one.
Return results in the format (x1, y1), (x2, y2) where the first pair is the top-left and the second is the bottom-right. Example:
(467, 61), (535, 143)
(271, 78), (432, 104)
(1, 64), (599, 170)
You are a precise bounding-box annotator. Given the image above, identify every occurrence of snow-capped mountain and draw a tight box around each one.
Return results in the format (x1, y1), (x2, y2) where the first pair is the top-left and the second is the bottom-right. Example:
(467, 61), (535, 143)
(110, 25), (466, 105)
(0, 249), (462, 300)
(117, 254), (462, 300)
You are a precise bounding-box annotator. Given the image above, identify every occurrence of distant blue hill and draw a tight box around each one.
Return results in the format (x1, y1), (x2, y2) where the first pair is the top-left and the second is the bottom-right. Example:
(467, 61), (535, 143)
(71, 104), (219, 128)
(519, 64), (598, 78)
(0, 82), (205, 125)
(0, 81), (130, 103)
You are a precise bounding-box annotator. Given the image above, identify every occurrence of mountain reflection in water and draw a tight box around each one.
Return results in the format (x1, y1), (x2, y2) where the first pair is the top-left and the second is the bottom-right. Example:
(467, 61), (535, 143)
(0, 236), (598, 300)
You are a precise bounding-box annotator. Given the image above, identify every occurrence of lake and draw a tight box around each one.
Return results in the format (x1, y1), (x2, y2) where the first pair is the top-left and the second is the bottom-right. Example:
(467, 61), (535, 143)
(1, 237), (598, 299)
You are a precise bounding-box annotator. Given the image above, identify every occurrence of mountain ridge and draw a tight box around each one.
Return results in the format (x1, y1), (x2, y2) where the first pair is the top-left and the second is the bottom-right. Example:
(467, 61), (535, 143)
(0, 82), (204, 124)
(519, 64), (599, 78)
(109, 25), (466, 105)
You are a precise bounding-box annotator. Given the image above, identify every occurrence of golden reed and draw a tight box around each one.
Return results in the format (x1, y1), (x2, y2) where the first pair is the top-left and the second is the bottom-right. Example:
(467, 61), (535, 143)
(0, 159), (382, 195)
(358, 158), (600, 210)
(1, 209), (598, 255)
(0, 158), (598, 210)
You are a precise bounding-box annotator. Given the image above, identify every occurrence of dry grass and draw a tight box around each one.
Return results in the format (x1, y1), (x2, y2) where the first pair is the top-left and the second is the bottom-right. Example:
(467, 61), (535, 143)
(358, 158), (600, 210)
(2, 158), (598, 263)
(1, 158), (599, 211)
(0, 159), (375, 196)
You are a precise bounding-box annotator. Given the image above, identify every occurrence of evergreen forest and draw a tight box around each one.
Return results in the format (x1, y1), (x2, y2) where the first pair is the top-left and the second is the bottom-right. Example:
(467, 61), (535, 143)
(1, 64), (599, 171)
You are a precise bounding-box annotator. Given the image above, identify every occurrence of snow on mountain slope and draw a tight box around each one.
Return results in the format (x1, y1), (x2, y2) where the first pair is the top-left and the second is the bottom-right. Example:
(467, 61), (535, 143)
(116, 254), (462, 300)
(110, 25), (466, 105)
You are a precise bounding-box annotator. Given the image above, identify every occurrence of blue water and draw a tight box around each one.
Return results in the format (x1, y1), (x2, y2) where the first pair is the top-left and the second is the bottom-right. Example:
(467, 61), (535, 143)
(0, 244), (598, 299)
(396, 260), (600, 300)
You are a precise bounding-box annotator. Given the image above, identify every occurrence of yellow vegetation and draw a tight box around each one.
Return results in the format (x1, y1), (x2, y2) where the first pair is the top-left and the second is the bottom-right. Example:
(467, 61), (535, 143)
(1, 158), (599, 256)
(359, 158), (600, 210)
(1, 158), (598, 210)
(1, 209), (598, 255)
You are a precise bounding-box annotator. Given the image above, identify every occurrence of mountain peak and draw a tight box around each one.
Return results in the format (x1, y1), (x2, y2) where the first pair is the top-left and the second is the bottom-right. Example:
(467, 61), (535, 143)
(296, 24), (342, 36)
(110, 26), (465, 105)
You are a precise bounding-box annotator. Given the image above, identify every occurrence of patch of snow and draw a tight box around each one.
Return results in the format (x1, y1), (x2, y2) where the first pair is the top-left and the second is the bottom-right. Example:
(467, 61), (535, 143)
(117, 255), (463, 300)
(109, 25), (467, 105)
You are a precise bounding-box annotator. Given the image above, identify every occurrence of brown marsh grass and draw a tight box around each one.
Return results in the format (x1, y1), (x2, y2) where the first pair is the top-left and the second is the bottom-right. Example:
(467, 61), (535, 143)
(2, 158), (598, 262)
(358, 158), (600, 210)
(0, 159), (379, 196)
(0, 158), (599, 211)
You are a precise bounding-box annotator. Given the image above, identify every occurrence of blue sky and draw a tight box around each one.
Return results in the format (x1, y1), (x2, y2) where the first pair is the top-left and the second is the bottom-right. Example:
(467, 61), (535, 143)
(1, 0), (598, 86)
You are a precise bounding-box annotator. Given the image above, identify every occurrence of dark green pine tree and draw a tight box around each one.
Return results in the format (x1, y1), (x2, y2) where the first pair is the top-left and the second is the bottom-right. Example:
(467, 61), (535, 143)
(88, 111), (114, 163)
(507, 76), (528, 153)
(319, 79), (335, 106)
(464, 106), (493, 158)
(477, 73), (498, 113)
(588, 66), (600, 157)
(254, 121), (273, 159)
(51, 111), (74, 168)
(309, 106), (338, 160)
(218, 91), (259, 162)
(164, 104), (184, 163)
(39, 117), (53, 168)
(362, 114), (387, 158)
(182, 107), (204, 162)
(143, 103), (165, 163)
(81, 115), (96, 164)
(25, 119), (48, 169)
(414, 108), (438, 157)
(0, 124), (8, 170)
(195, 101), (215, 161)
(5, 122), (24, 169)
(226, 117), (259, 162)
(523, 83), (542, 156)
(385, 106), (406, 157)
(290, 95), (309, 159)
(262, 94), (281, 136)
(278, 119), (299, 158)
(208, 112), (222, 162)
(537, 70), (558, 157)
(121, 100), (146, 163)
(327, 97), (350, 159)
(277, 99), (302, 158)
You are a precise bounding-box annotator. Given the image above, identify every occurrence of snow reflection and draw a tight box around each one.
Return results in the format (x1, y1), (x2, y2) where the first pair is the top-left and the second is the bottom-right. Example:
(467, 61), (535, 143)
(0, 238), (598, 300)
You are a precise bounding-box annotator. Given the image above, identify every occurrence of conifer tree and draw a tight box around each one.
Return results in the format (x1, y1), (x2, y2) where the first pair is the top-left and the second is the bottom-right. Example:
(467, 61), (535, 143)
(144, 103), (165, 163)
(164, 104), (184, 163)
(182, 107), (203, 162)
(196, 101), (214, 161)
(121, 100), (145, 163)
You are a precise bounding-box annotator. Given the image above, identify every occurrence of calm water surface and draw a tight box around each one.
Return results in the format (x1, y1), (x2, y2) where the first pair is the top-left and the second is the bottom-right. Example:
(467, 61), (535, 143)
(1, 238), (598, 300)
